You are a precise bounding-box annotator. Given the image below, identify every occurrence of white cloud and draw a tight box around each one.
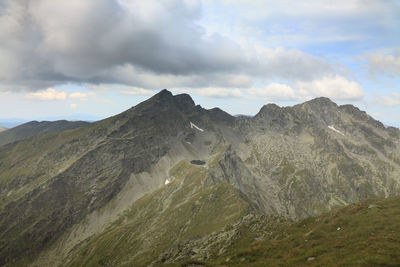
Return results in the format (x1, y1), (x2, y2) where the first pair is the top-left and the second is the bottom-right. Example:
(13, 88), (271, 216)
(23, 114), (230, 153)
(172, 87), (244, 98)
(295, 75), (364, 100)
(25, 88), (67, 100)
(374, 93), (400, 107)
(373, 112), (382, 117)
(248, 46), (337, 81)
(246, 76), (364, 102)
(69, 92), (96, 101)
(85, 84), (154, 96)
(70, 103), (77, 109)
(248, 83), (296, 101)
(365, 51), (400, 77)
(120, 87), (154, 96)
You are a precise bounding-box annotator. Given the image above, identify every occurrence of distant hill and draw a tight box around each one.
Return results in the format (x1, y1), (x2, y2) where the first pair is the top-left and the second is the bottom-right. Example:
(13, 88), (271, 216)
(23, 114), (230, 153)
(0, 120), (89, 147)
(0, 119), (29, 128)
(0, 114), (101, 129)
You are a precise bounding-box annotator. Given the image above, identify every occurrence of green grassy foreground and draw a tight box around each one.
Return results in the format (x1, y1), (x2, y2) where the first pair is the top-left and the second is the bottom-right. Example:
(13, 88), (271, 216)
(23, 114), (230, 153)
(170, 197), (400, 266)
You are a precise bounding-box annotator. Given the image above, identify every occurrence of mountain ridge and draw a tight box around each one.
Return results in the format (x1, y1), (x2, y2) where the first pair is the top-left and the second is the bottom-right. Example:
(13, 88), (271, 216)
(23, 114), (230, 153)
(0, 120), (90, 147)
(0, 89), (399, 266)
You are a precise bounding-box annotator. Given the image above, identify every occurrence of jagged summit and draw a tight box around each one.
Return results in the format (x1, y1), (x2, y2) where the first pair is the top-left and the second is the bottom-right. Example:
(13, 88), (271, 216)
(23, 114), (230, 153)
(133, 89), (196, 113)
(154, 88), (173, 98)
(304, 96), (336, 106)
(173, 93), (196, 111)
(149, 89), (193, 104)
(134, 91), (353, 124)
(144, 88), (174, 106)
(255, 103), (282, 118)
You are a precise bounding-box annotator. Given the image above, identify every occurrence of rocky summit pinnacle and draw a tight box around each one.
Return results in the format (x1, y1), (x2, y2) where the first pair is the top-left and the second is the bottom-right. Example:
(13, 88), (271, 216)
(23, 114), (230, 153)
(135, 89), (195, 113)
(1, 90), (400, 266)
(155, 88), (173, 98)
(305, 96), (336, 106)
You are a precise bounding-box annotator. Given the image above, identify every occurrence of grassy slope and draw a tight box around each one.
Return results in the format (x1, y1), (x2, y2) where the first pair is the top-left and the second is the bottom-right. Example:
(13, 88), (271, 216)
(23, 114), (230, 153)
(191, 196), (400, 266)
(0, 118), (111, 207)
(66, 160), (249, 267)
(0, 117), (121, 265)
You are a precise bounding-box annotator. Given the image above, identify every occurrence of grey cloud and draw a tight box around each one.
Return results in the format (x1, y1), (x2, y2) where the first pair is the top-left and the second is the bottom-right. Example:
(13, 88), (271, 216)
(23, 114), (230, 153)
(0, 0), (340, 92)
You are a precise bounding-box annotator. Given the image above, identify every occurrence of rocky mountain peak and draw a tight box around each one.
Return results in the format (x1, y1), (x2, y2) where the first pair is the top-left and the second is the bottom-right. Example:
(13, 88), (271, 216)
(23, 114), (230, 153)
(255, 103), (282, 119)
(288, 97), (340, 127)
(148, 89), (174, 106)
(154, 88), (173, 99)
(151, 89), (194, 104)
(173, 93), (196, 111)
(125, 89), (196, 118)
(307, 96), (335, 105)
(300, 97), (337, 111)
(147, 89), (195, 110)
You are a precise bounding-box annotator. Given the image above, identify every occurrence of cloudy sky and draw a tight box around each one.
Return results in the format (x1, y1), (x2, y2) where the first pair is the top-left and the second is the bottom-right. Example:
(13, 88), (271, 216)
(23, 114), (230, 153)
(0, 0), (399, 126)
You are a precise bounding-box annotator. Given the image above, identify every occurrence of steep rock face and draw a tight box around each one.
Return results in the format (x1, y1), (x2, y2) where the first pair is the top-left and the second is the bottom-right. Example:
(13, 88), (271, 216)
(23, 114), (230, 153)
(229, 98), (400, 219)
(205, 146), (282, 215)
(0, 90), (400, 266)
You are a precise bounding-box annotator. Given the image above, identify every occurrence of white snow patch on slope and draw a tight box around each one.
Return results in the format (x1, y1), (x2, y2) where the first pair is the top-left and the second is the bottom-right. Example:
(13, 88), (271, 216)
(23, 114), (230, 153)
(190, 122), (204, 132)
(328, 125), (345, 136)
(165, 179), (170, 185)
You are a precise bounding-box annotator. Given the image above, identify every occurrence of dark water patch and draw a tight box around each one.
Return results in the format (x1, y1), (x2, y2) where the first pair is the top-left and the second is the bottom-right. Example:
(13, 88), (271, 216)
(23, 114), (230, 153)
(190, 160), (205, 165)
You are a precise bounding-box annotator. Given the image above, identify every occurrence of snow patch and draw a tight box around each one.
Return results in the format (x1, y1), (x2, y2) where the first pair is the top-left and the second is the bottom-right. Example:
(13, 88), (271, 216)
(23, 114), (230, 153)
(190, 122), (204, 132)
(164, 179), (170, 185)
(328, 125), (345, 136)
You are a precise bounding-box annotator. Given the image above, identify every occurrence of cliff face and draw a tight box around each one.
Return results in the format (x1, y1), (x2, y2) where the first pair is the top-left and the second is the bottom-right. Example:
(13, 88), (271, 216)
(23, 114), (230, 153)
(1, 90), (400, 266)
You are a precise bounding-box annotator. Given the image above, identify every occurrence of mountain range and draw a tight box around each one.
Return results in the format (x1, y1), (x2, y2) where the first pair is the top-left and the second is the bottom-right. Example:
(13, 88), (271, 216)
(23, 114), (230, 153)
(1, 89), (399, 266)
